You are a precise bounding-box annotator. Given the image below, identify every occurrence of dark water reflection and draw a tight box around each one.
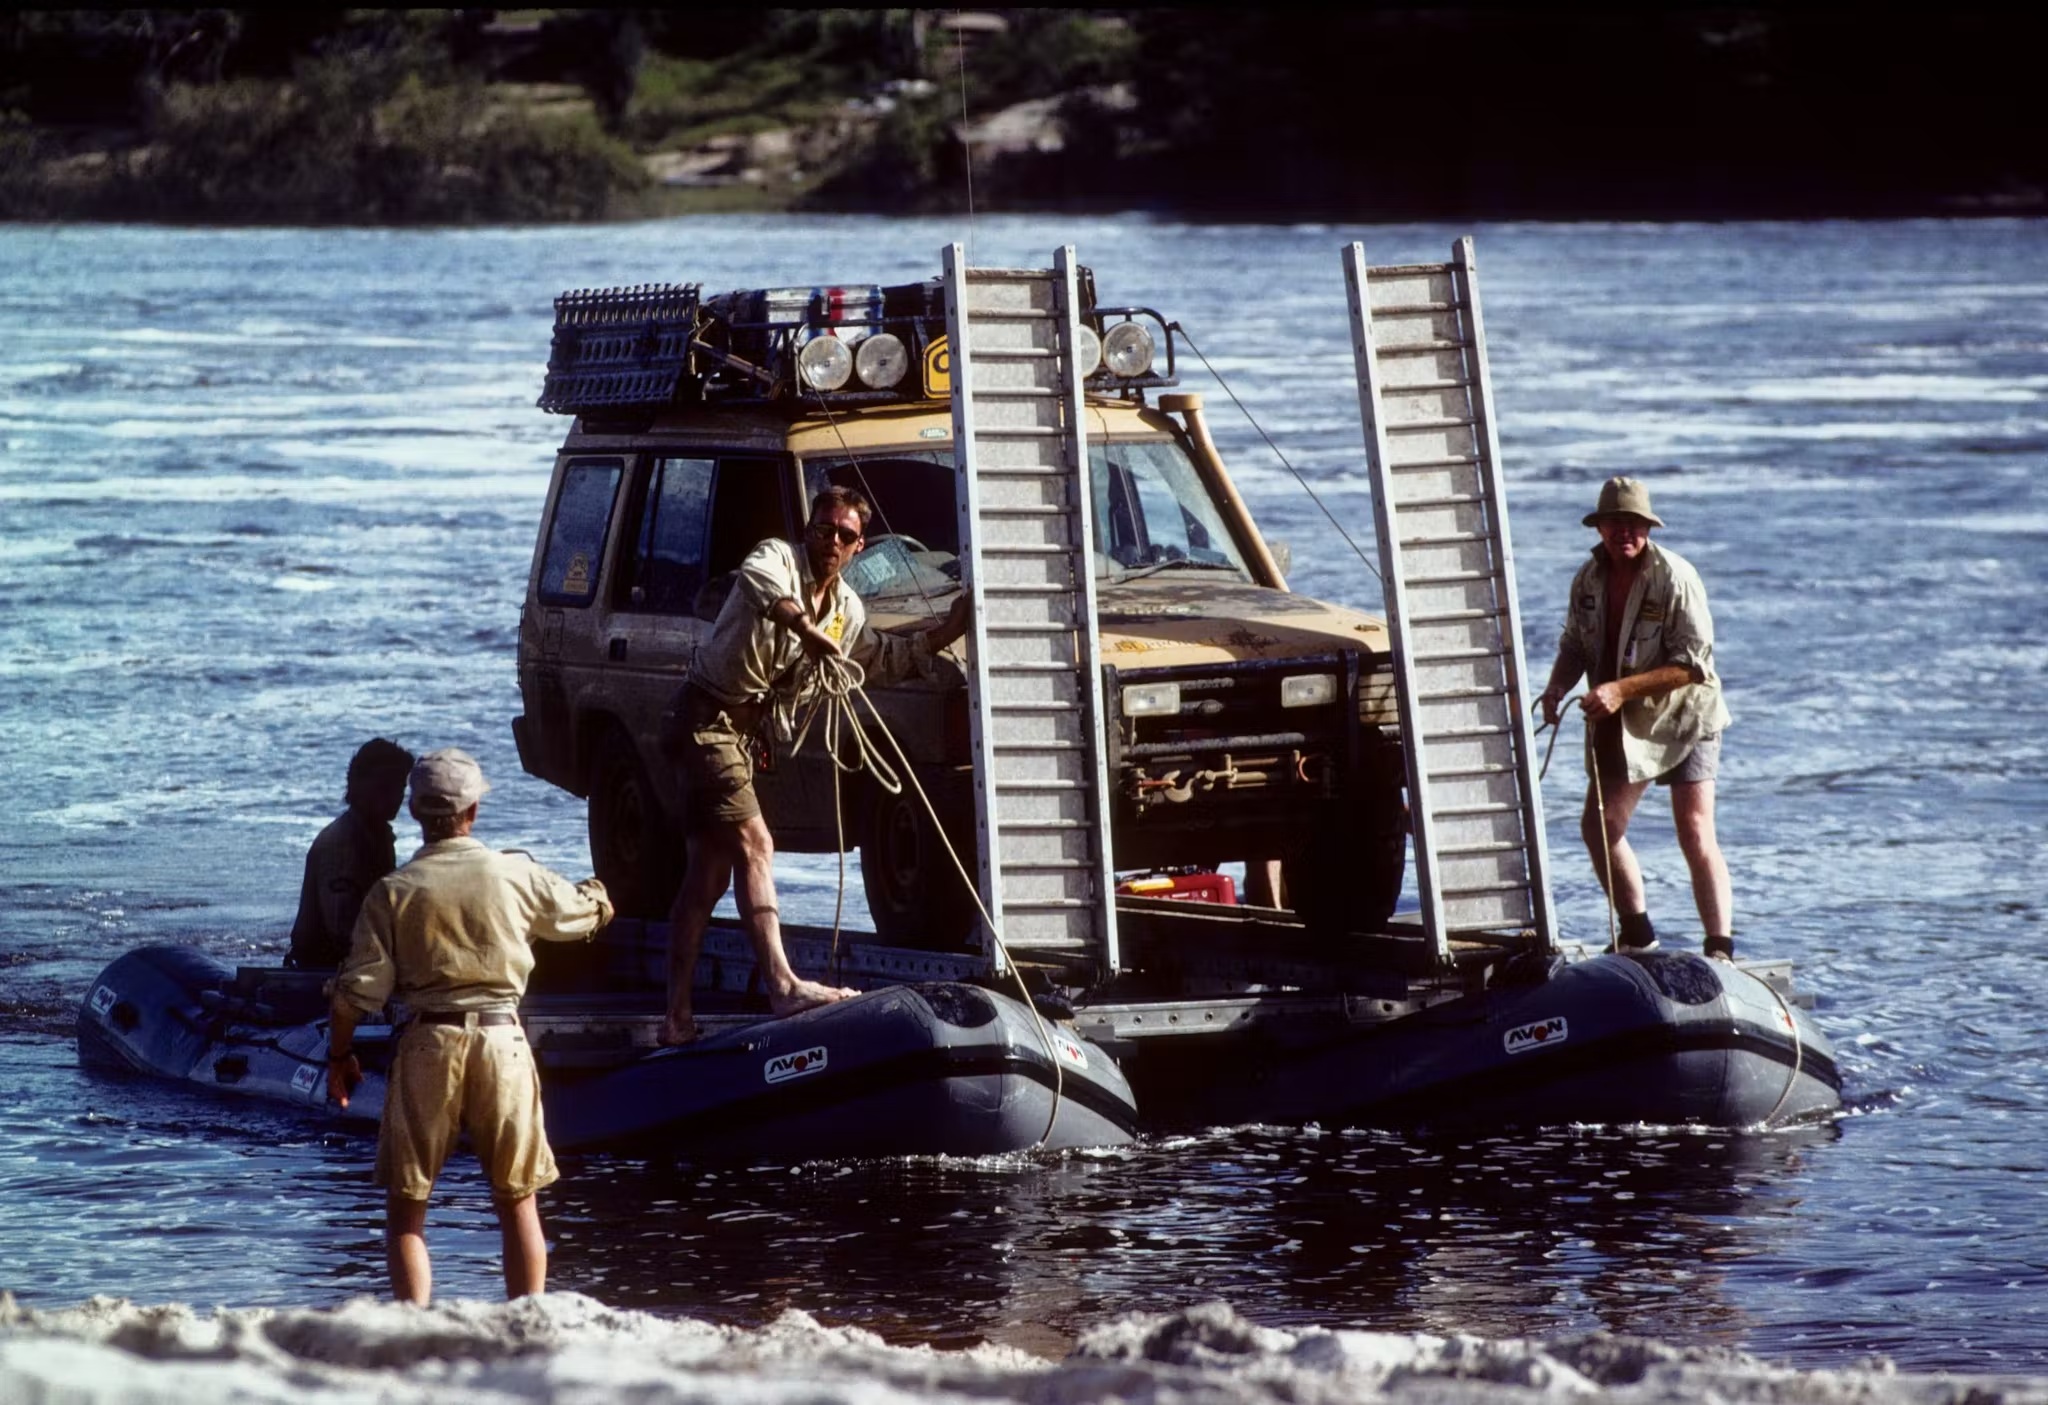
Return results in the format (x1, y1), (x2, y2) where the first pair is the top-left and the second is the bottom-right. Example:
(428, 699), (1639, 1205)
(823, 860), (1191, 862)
(541, 1122), (1840, 1358)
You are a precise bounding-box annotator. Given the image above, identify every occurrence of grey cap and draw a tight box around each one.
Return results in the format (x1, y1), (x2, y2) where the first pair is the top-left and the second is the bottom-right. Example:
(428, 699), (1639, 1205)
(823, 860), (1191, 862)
(409, 748), (490, 816)
(1583, 476), (1665, 528)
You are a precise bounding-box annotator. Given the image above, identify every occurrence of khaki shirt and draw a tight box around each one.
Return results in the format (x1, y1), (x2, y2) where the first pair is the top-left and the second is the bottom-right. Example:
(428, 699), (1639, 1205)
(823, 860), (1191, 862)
(1553, 539), (1731, 784)
(333, 837), (612, 1017)
(690, 537), (934, 717)
(288, 807), (395, 969)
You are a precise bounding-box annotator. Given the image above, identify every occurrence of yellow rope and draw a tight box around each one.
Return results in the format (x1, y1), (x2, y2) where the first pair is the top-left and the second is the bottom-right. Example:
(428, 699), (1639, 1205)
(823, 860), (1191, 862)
(789, 649), (1069, 1148)
(1536, 694), (1618, 952)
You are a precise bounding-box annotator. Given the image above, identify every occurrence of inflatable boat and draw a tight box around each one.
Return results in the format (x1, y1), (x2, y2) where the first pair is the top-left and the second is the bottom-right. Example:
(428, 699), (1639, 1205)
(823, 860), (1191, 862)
(1099, 945), (1841, 1132)
(76, 945), (1138, 1159)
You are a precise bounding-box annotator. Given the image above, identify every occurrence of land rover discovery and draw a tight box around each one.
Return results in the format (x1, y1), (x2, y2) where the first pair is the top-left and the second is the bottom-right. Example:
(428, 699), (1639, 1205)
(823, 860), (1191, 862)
(511, 272), (1406, 948)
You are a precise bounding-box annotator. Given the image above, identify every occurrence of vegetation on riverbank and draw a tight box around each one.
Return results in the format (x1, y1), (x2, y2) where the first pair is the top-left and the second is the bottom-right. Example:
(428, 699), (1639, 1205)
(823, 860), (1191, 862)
(4, 8), (2043, 225)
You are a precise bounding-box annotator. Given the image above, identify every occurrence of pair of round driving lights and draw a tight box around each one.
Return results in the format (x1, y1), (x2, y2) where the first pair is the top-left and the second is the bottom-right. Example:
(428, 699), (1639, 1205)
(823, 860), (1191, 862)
(1074, 321), (1156, 380)
(798, 331), (910, 393)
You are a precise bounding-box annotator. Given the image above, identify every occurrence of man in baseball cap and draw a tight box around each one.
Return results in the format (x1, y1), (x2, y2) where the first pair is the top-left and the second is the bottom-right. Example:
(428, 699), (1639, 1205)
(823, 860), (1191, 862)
(328, 746), (612, 1304)
(407, 747), (491, 814)
(1537, 478), (1734, 961)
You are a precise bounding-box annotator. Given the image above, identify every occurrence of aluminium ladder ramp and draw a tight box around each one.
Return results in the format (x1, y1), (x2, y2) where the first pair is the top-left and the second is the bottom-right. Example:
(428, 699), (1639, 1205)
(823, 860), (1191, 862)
(1343, 237), (1558, 963)
(942, 244), (1120, 977)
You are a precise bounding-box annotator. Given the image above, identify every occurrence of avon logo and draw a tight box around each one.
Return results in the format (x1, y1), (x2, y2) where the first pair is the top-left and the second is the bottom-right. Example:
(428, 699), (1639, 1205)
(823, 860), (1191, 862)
(1503, 1016), (1567, 1055)
(765, 1046), (829, 1084)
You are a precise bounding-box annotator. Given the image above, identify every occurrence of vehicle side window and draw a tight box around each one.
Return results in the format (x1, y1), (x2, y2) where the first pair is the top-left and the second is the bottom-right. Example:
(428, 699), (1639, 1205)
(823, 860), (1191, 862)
(707, 457), (789, 573)
(538, 457), (623, 607)
(619, 457), (714, 614)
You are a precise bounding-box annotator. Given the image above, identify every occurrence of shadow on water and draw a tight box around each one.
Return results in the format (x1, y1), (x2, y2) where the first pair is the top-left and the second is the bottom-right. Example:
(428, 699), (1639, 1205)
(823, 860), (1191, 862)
(543, 1120), (1841, 1355)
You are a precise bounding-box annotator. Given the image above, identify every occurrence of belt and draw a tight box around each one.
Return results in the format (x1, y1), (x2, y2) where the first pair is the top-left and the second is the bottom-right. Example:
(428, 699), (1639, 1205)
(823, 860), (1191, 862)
(414, 1010), (519, 1027)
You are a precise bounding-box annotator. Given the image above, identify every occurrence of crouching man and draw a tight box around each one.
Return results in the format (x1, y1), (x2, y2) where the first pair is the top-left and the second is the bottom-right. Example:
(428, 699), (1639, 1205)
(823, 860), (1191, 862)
(327, 748), (613, 1304)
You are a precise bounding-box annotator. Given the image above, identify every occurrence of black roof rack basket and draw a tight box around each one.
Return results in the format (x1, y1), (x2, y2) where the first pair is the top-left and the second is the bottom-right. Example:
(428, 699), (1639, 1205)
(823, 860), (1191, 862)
(538, 283), (701, 417)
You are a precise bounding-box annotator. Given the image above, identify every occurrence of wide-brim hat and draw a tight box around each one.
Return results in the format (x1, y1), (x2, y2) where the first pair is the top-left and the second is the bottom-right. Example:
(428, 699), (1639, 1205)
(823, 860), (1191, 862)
(410, 747), (490, 816)
(1583, 476), (1665, 528)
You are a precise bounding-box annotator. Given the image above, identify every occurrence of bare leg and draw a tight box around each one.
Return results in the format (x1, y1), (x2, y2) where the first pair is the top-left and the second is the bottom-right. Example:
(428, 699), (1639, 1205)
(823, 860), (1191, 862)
(1581, 775), (1651, 915)
(1243, 859), (1286, 909)
(1671, 779), (1732, 942)
(386, 1194), (431, 1305)
(730, 814), (857, 1016)
(495, 1193), (547, 1299)
(662, 830), (731, 1046)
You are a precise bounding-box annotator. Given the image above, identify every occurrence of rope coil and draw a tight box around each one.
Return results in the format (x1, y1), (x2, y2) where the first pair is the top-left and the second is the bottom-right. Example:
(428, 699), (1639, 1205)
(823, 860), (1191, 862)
(786, 647), (1069, 1147)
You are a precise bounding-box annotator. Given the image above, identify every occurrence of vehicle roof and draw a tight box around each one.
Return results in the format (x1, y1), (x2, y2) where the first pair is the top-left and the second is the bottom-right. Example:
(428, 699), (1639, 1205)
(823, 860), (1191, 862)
(562, 396), (1182, 456)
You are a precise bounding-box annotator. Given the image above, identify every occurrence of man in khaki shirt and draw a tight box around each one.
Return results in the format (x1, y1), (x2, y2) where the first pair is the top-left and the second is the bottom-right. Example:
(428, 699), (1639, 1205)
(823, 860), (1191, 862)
(659, 484), (970, 1045)
(328, 748), (612, 1304)
(1539, 478), (1734, 961)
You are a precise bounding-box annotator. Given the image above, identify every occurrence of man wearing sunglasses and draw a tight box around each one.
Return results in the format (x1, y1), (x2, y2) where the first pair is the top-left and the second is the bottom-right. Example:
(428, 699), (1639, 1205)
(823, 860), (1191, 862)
(658, 485), (972, 1045)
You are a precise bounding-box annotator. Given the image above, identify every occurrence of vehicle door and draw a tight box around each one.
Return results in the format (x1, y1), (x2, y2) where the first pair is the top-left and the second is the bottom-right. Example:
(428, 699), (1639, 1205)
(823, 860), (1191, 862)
(525, 454), (631, 787)
(599, 454), (715, 810)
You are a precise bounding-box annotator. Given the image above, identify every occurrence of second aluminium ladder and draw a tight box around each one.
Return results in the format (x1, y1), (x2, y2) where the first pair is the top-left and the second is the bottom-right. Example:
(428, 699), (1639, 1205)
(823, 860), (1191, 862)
(942, 244), (1120, 978)
(1344, 238), (1558, 963)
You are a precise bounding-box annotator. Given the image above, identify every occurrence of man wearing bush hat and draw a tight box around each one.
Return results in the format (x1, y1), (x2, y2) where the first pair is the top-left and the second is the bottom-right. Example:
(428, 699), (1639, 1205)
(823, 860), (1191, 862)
(327, 747), (613, 1304)
(1537, 478), (1734, 961)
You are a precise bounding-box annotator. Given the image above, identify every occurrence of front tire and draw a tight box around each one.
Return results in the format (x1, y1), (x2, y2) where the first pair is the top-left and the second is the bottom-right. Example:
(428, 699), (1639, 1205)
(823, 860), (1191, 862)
(859, 782), (978, 951)
(587, 730), (681, 919)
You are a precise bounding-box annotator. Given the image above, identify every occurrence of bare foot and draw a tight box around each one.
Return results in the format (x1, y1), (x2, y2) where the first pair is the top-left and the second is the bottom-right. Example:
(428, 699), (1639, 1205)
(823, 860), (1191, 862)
(657, 1016), (699, 1047)
(768, 979), (859, 1018)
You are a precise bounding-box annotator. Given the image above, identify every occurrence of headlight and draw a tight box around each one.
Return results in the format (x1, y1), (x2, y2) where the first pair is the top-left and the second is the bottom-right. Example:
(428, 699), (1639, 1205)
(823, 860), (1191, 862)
(854, 332), (908, 389)
(1280, 673), (1338, 708)
(1102, 322), (1155, 378)
(1073, 324), (1102, 377)
(797, 335), (853, 391)
(1121, 681), (1181, 716)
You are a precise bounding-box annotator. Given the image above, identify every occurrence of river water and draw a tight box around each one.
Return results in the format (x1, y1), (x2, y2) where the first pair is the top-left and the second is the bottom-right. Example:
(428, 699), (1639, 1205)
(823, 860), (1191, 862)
(3, 216), (2046, 1398)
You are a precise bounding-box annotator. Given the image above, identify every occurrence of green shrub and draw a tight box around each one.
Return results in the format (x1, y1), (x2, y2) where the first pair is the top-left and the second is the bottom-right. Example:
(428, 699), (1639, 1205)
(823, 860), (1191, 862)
(111, 61), (646, 224)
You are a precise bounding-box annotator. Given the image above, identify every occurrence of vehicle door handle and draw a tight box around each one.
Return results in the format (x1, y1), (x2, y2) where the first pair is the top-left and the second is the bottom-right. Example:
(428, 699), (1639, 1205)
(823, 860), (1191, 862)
(609, 638), (627, 661)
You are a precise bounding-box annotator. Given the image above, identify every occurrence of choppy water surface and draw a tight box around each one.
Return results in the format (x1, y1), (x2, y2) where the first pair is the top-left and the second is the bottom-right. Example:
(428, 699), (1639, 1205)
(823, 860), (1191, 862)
(3, 217), (2046, 1390)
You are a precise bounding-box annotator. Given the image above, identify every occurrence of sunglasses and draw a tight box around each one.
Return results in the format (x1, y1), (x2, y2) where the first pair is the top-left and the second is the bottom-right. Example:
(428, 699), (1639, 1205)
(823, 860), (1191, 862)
(808, 522), (862, 547)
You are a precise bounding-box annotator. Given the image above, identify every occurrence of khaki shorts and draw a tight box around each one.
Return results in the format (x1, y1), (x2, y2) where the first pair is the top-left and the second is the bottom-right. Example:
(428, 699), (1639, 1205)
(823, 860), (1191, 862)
(665, 685), (764, 830)
(1591, 723), (1721, 788)
(375, 1018), (558, 1202)
(1656, 732), (1721, 786)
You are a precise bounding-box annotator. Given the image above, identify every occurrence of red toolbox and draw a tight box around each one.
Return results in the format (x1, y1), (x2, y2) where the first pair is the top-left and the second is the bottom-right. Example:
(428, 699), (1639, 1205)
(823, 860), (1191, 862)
(1116, 869), (1238, 905)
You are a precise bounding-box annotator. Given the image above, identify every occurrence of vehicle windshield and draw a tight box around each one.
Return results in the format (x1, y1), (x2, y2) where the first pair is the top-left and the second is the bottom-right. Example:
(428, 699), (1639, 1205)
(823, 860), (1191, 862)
(802, 435), (1252, 604)
(1089, 438), (1252, 584)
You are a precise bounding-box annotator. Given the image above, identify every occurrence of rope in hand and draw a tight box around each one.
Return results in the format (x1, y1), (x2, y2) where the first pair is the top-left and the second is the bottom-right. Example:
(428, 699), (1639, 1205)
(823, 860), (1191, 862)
(1533, 690), (1619, 954)
(785, 647), (1069, 1148)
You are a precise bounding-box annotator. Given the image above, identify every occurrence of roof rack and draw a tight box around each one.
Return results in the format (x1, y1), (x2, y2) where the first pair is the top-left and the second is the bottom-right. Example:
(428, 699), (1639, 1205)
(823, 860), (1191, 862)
(537, 269), (1177, 417)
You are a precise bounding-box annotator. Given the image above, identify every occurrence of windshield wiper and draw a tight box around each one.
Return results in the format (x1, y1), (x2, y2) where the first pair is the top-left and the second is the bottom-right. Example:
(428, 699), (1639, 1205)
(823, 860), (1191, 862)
(1115, 558), (1240, 583)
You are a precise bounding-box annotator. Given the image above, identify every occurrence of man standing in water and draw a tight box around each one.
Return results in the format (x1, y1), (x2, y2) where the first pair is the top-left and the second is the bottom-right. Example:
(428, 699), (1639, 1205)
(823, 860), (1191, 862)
(327, 748), (612, 1303)
(287, 737), (414, 969)
(660, 485), (971, 1045)
(1537, 478), (1734, 960)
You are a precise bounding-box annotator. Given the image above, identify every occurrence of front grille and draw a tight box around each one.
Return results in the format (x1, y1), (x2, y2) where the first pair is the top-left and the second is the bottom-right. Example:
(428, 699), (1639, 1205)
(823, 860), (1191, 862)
(1105, 651), (1391, 815)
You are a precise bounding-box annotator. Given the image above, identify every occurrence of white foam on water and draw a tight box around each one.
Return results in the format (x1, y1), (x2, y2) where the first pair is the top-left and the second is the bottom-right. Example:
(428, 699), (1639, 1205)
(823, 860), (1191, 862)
(1626, 374), (2048, 405)
(102, 326), (457, 352)
(1, 1295), (2038, 1405)
(0, 468), (545, 505)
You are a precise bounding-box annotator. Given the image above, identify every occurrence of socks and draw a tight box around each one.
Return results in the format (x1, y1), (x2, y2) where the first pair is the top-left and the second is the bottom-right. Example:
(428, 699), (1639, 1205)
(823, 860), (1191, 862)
(1618, 910), (1658, 951)
(1703, 933), (1735, 962)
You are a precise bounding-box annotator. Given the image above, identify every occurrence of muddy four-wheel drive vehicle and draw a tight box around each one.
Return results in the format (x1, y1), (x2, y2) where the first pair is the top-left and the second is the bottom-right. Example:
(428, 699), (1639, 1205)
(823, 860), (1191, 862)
(511, 272), (1406, 947)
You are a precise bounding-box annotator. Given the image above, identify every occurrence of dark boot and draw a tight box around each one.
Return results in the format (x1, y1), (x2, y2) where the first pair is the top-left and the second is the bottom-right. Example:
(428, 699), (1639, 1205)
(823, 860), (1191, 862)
(1615, 910), (1658, 954)
(1703, 933), (1735, 962)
